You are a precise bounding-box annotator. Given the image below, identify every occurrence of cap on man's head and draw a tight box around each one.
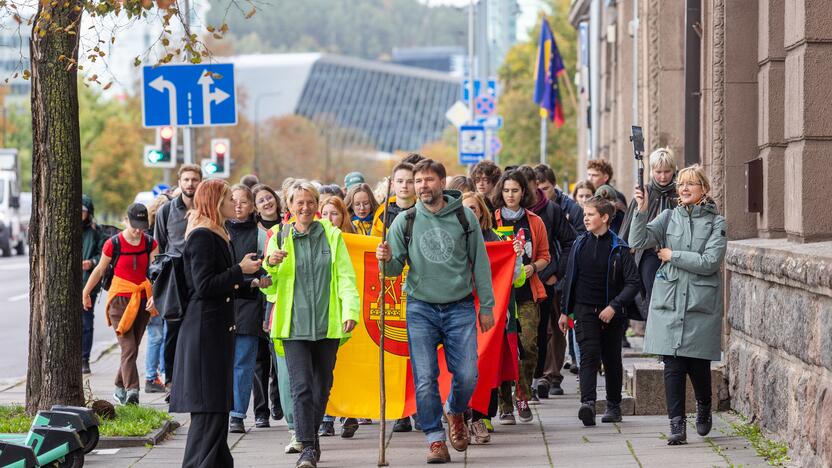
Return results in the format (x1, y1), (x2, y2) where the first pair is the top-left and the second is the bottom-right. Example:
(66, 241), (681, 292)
(127, 203), (149, 230)
(344, 171), (365, 189)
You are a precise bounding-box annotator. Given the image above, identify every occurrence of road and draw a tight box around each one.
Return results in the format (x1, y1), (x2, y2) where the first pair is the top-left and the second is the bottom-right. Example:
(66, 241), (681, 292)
(0, 255), (114, 383)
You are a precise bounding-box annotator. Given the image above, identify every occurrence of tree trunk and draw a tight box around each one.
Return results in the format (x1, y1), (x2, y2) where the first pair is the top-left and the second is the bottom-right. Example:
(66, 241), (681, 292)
(26, 0), (85, 414)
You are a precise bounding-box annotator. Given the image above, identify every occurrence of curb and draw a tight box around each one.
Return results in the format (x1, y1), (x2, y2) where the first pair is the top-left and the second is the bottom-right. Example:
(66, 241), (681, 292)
(97, 419), (181, 449)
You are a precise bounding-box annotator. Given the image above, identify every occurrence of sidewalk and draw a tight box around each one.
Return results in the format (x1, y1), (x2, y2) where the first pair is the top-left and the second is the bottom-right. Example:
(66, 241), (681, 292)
(1, 339), (775, 467)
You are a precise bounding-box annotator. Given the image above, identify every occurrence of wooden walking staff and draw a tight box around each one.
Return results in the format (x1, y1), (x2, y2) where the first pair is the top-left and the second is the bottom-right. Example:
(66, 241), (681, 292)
(377, 175), (392, 467)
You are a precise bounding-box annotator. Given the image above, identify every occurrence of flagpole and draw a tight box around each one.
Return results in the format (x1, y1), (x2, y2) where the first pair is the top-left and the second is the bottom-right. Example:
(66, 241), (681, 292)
(540, 114), (547, 165)
(377, 173), (392, 467)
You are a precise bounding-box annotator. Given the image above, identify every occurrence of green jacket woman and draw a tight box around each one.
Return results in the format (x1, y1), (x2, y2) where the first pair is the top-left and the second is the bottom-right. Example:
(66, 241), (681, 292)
(628, 201), (726, 361)
(261, 219), (360, 350)
(627, 164), (727, 445)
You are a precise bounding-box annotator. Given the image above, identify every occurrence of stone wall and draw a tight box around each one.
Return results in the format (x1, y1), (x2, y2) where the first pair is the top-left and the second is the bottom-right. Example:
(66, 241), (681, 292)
(726, 239), (832, 467)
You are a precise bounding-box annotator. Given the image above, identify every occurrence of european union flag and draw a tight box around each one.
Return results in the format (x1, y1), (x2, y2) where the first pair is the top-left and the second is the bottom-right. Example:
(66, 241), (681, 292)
(534, 19), (566, 128)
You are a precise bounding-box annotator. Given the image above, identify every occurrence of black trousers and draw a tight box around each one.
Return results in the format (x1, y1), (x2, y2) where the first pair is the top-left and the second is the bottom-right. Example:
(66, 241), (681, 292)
(252, 336), (278, 419)
(183, 412), (233, 468)
(534, 284), (555, 379)
(574, 304), (625, 405)
(471, 388), (498, 421)
(663, 355), (712, 419)
(163, 319), (181, 385)
(284, 339), (339, 444)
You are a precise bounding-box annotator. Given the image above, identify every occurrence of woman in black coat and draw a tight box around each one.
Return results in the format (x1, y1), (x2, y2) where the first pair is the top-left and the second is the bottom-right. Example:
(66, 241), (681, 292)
(169, 179), (262, 468)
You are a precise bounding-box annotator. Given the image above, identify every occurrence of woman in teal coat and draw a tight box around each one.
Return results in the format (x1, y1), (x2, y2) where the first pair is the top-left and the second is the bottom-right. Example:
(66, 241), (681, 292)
(628, 165), (727, 446)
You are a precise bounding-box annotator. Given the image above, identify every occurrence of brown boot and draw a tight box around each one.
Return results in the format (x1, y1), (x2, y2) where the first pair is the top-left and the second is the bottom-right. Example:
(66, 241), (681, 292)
(426, 441), (451, 464)
(445, 411), (469, 452)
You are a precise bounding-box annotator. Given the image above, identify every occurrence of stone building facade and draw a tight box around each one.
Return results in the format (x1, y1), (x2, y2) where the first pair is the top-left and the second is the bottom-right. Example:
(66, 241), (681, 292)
(568, 0), (832, 465)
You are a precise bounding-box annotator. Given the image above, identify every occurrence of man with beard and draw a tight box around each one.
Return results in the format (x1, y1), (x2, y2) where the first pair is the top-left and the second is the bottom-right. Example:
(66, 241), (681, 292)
(377, 158), (495, 464)
(154, 164), (202, 400)
(81, 194), (104, 374)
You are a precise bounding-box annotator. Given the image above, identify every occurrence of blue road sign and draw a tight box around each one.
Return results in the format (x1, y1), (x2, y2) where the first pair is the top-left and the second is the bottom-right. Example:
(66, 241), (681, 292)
(461, 79), (497, 104)
(142, 64), (237, 128)
(459, 125), (486, 165)
(476, 116), (503, 129)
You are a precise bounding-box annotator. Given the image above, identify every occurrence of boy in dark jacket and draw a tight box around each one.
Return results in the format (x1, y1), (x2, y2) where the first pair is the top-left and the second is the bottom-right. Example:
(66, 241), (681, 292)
(81, 194), (104, 374)
(558, 196), (640, 426)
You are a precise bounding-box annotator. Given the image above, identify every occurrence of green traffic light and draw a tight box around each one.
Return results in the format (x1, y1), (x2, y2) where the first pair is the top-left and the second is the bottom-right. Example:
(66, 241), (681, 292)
(203, 162), (219, 175)
(146, 149), (165, 163)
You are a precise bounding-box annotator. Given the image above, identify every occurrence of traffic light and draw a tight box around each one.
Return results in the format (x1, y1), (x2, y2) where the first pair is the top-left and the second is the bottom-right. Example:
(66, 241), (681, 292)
(205, 138), (230, 178)
(144, 126), (177, 168)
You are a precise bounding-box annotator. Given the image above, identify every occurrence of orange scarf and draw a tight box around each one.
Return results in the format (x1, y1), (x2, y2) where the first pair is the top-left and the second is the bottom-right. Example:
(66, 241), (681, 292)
(106, 276), (157, 336)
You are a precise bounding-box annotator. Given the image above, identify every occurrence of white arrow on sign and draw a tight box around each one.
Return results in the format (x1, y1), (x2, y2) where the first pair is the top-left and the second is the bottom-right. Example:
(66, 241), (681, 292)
(198, 71), (231, 125)
(149, 75), (178, 125)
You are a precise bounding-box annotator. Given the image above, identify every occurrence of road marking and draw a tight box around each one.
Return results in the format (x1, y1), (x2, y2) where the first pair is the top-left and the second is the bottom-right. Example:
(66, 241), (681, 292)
(92, 449), (121, 455)
(8, 293), (28, 302)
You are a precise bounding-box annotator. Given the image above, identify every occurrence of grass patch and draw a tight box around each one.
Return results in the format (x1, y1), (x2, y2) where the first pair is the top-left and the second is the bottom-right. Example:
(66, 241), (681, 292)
(0, 405), (32, 433)
(728, 418), (789, 466)
(0, 404), (171, 438)
(99, 405), (172, 437)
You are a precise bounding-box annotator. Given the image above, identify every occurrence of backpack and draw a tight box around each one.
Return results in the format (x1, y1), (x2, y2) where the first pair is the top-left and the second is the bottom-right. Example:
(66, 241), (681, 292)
(148, 251), (188, 322)
(101, 233), (154, 291)
(402, 206), (473, 265)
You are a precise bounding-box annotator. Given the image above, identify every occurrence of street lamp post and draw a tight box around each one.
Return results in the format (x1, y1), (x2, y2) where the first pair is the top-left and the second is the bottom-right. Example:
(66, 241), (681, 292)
(253, 91), (282, 175)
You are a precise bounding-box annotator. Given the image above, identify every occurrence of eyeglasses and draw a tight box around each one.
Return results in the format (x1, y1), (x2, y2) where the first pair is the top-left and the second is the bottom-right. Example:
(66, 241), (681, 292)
(678, 182), (702, 188)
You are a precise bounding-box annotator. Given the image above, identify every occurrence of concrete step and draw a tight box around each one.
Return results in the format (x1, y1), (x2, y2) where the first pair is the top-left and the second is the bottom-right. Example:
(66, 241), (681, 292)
(624, 361), (730, 415)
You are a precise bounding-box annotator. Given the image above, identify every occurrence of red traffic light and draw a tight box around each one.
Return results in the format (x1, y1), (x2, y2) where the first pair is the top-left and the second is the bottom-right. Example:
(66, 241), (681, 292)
(160, 126), (174, 141)
(213, 142), (228, 156)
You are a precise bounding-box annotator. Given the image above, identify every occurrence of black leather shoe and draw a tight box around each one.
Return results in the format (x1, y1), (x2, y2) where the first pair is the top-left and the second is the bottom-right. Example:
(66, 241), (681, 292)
(549, 384), (564, 396)
(229, 417), (245, 433)
(81, 359), (91, 374)
(578, 402), (596, 427)
(536, 380), (550, 399)
(340, 418), (359, 438)
(272, 407), (284, 421)
(393, 417), (412, 432)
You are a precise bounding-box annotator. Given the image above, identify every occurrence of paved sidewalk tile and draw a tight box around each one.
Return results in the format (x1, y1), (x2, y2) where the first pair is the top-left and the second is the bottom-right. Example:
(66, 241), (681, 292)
(4, 338), (777, 467)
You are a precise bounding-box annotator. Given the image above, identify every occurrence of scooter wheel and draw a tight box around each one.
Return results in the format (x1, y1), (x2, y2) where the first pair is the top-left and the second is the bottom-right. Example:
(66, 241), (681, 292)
(56, 450), (84, 468)
(79, 426), (99, 454)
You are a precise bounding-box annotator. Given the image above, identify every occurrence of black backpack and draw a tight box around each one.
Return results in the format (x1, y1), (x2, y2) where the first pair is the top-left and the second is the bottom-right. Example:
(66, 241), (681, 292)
(402, 206), (473, 265)
(148, 251), (188, 322)
(101, 233), (154, 291)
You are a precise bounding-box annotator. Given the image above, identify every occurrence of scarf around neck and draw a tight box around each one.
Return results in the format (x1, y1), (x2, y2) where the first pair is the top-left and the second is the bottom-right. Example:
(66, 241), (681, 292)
(500, 206), (526, 221)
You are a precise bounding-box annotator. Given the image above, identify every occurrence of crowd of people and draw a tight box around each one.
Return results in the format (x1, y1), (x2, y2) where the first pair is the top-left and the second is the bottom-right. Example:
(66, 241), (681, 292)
(78, 149), (727, 467)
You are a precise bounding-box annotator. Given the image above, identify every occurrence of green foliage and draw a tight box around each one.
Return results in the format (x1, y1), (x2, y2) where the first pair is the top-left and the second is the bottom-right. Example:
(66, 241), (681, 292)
(728, 418), (790, 466)
(0, 405), (31, 433)
(99, 404), (172, 437)
(497, 0), (577, 182)
(207, 0), (467, 59)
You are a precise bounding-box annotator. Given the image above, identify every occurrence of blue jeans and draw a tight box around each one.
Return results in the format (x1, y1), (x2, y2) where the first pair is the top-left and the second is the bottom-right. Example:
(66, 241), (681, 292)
(231, 334), (259, 419)
(144, 315), (165, 381)
(81, 292), (97, 361)
(406, 296), (479, 444)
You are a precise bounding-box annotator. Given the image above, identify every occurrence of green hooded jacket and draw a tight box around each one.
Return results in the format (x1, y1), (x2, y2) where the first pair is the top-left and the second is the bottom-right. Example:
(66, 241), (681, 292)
(628, 203), (727, 361)
(384, 190), (495, 316)
(262, 219), (360, 354)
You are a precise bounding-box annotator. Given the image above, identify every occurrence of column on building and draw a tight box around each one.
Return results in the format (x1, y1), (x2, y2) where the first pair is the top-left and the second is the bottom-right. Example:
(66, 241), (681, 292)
(756, 0), (786, 238)
(783, 0), (832, 241)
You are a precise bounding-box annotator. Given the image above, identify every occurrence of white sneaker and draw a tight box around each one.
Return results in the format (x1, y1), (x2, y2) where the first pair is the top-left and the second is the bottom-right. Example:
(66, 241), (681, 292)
(285, 430), (302, 454)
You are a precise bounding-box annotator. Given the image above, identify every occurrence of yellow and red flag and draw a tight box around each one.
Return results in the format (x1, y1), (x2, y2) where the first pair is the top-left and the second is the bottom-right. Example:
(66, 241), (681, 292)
(326, 233), (516, 418)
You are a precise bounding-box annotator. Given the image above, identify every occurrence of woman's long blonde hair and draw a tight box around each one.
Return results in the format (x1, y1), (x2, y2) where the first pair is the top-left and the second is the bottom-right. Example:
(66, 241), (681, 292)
(319, 194), (355, 233)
